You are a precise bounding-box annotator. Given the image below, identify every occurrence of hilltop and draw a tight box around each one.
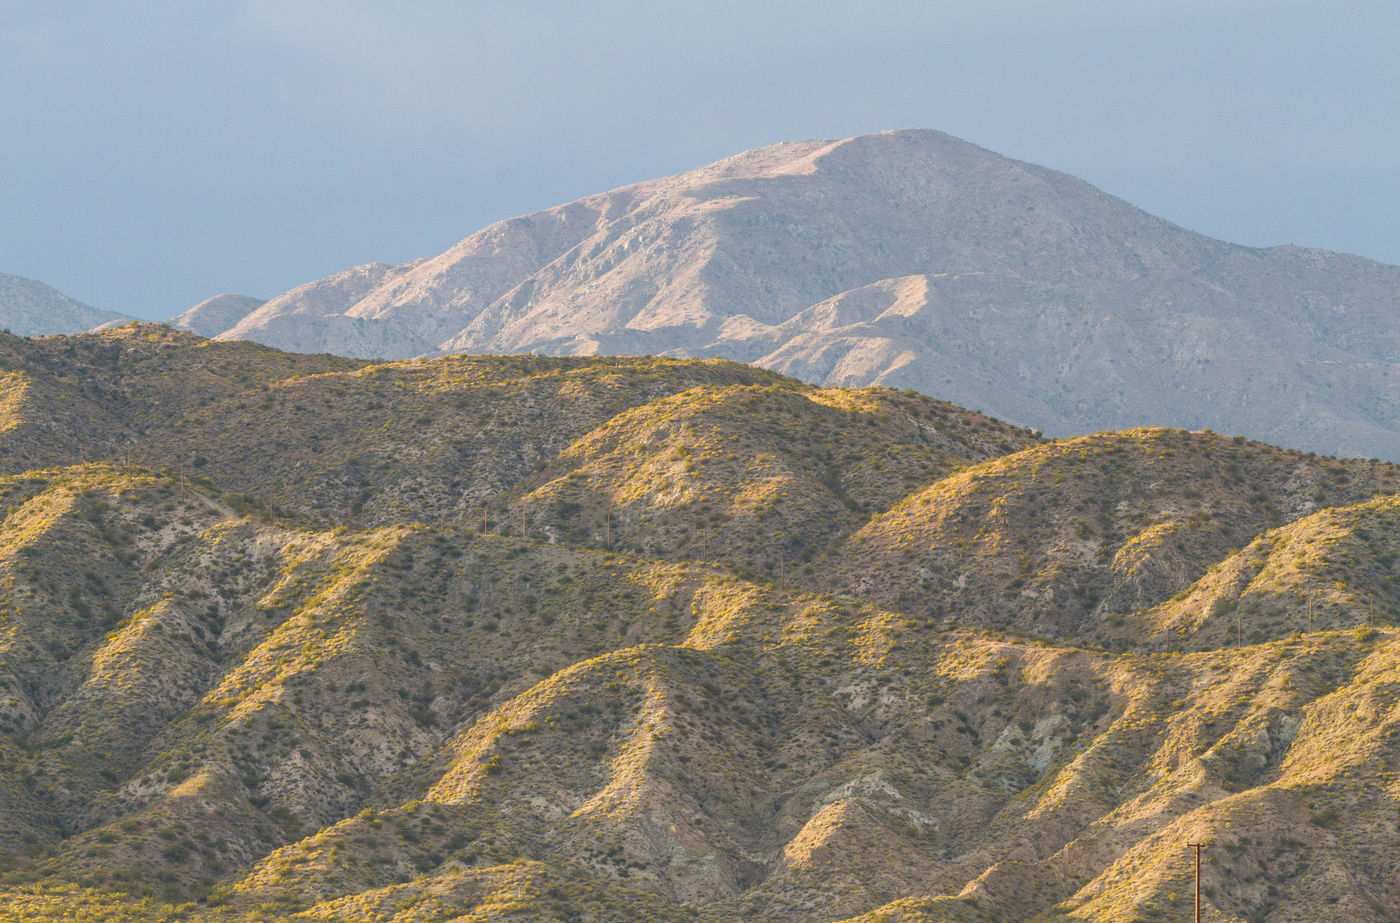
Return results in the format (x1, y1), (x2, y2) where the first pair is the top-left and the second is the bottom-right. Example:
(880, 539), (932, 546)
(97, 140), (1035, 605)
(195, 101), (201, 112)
(170, 294), (267, 339)
(174, 129), (1400, 460)
(2, 327), (1400, 921)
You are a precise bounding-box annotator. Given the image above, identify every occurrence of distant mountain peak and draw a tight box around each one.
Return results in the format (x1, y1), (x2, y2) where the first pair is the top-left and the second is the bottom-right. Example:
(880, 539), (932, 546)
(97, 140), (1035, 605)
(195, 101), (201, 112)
(143, 129), (1400, 459)
(0, 273), (136, 336)
(170, 292), (267, 338)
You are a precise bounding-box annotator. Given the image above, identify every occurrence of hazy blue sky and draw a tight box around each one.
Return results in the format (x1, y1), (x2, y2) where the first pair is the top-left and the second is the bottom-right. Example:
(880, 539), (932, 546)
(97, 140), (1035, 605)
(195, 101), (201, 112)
(3, 1), (1398, 319)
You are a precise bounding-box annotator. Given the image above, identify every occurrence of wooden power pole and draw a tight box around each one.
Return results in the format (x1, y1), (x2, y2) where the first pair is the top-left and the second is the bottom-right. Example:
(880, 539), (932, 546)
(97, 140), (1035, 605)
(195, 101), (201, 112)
(1188, 842), (1207, 923)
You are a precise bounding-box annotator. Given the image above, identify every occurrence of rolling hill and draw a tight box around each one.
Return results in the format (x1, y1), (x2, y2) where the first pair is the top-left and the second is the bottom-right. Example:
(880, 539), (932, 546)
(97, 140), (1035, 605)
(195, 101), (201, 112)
(1, 326), (1400, 921)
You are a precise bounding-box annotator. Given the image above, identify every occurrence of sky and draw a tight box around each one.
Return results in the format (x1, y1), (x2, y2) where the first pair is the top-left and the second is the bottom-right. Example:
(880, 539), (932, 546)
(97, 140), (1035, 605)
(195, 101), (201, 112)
(3, 1), (1398, 320)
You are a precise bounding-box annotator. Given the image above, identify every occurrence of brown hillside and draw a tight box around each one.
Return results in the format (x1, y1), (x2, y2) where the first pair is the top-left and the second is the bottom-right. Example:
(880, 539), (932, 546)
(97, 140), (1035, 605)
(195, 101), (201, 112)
(823, 427), (1400, 645)
(1, 330), (1399, 921)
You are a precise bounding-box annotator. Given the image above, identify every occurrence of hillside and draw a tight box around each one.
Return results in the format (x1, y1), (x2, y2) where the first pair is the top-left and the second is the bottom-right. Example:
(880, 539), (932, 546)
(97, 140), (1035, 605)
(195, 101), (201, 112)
(2, 327), (1400, 921)
(822, 428), (1400, 646)
(0, 274), (135, 337)
(179, 129), (1400, 460)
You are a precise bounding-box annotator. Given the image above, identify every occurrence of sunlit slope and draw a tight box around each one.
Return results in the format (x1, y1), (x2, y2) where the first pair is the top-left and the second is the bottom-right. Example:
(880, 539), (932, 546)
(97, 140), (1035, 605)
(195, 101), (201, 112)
(0, 326), (797, 523)
(0, 464), (798, 910)
(824, 427), (1400, 644)
(0, 329), (1399, 920)
(0, 326), (361, 475)
(509, 385), (1037, 574)
(0, 325), (1037, 556)
(1, 474), (1397, 921)
(1138, 493), (1400, 649)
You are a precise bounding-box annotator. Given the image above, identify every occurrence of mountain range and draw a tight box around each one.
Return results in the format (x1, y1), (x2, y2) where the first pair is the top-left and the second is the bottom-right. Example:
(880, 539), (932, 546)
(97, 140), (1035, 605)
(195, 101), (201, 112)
(7, 130), (1400, 459)
(2, 325), (1400, 921)
(173, 129), (1400, 461)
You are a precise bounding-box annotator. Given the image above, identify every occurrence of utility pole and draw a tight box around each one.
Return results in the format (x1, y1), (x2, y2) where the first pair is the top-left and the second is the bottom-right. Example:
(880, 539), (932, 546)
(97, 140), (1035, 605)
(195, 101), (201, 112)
(1188, 842), (1207, 923)
(605, 509), (611, 550)
(1308, 594), (1313, 633)
(1237, 608), (1242, 646)
(483, 506), (489, 535)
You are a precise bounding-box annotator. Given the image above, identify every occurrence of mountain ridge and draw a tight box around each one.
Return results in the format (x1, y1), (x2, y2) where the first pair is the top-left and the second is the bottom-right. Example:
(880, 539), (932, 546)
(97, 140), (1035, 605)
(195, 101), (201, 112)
(0, 274), (136, 337)
(2, 327), (1400, 920)
(172, 129), (1400, 460)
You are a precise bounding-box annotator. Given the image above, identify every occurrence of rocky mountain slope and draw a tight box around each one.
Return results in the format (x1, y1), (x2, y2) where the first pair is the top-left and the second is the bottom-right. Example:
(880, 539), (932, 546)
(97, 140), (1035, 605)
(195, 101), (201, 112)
(184, 129), (1400, 460)
(0, 274), (135, 337)
(2, 326), (1400, 921)
(170, 294), (267, 339)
